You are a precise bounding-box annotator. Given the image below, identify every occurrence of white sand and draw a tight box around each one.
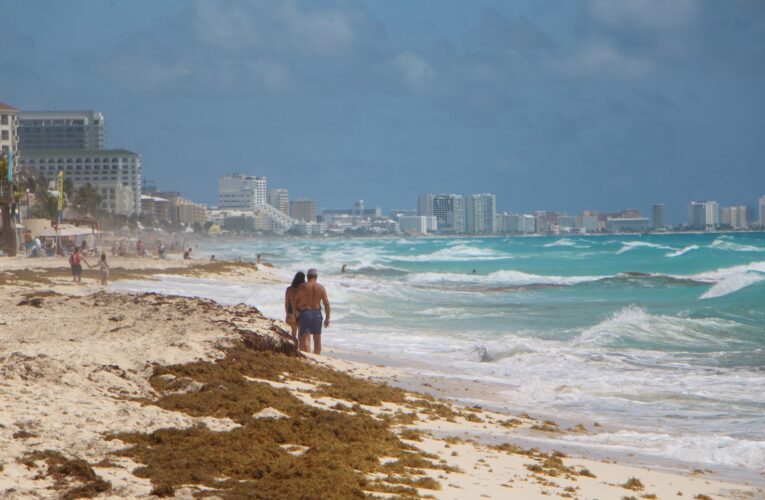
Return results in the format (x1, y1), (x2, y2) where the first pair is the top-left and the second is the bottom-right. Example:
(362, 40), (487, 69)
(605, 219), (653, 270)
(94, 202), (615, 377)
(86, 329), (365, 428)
(0, 288), (285, 497)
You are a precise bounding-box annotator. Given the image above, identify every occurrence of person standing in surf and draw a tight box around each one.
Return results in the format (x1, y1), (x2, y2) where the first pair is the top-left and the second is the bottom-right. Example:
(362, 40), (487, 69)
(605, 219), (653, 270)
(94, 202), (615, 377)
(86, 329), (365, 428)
(69, 247), (90, 284)
(295, 268), (330, 354)
(284, 271), (305, 344)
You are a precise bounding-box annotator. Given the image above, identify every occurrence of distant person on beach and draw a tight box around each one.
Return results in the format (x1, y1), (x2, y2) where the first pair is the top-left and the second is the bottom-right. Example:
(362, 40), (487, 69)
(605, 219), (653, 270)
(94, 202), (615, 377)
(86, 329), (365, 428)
(158, 242), (166, 259)
(210, 255), (216, 261)
(69, 247), (90, 283)
(136, 240), (143, 257)
(295, 268), (330, 354)
(341, 264), (347, 273)
(183, 248), (192, 259)
(89, 252), (110, 286)
(285, 271), (306, 343)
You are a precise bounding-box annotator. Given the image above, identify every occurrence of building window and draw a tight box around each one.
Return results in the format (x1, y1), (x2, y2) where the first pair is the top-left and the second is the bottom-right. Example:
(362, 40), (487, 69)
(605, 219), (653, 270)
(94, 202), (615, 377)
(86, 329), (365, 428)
(0, 114), (7, 125)
(1, 130), (8, 140)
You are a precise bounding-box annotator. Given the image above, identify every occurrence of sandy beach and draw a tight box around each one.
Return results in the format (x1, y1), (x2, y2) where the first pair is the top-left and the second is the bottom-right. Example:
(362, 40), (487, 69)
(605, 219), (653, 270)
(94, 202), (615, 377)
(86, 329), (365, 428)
(0, 256), (761, 499)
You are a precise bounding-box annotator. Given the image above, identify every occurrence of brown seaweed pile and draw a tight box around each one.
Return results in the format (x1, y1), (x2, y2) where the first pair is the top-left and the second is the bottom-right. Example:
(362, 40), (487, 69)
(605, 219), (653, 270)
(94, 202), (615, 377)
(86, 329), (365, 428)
(18, 450), (111, 499)
(110, 345), (455, 499)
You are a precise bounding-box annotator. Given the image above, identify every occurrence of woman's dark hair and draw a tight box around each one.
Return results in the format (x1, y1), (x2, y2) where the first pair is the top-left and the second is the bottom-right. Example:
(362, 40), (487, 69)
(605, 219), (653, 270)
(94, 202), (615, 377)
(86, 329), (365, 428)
(290, 271), (306, 289)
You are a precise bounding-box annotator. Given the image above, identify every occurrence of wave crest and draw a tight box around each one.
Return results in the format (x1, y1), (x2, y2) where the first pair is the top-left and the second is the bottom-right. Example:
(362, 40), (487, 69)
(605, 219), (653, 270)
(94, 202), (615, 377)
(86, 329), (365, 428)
(577, 305), (741, 348)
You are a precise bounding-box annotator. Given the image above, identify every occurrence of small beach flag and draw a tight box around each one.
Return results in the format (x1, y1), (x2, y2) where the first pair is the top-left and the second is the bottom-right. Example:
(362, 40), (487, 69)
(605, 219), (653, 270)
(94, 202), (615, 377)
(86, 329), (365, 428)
(57, 170), (64, 212)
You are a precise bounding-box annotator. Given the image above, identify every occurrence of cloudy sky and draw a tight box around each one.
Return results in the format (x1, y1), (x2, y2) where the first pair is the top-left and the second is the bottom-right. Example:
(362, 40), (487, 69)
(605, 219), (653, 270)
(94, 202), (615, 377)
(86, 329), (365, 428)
(2, 0), (764, 221)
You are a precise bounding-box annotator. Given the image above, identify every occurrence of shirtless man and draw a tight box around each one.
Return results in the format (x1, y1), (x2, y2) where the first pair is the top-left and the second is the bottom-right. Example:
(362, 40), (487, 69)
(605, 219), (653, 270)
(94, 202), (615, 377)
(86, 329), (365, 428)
(295, 268), (330, 354)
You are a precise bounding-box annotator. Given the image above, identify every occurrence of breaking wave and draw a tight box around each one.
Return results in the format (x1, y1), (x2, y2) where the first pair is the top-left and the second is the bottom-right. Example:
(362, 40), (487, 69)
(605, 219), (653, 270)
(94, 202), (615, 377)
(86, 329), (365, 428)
(616, 241), (677, 254)
(393, 244), (514, 262)
(577, 305), (742, 348)
(687, 261), (765, 299)
(406, 269), (605, 287)
(709, 237), (765, 252)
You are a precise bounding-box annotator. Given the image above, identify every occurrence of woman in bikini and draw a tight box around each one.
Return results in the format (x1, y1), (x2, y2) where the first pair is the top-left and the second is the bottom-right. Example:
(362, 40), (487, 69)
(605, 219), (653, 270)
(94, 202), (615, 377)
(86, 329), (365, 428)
(284, 271), (306, 343)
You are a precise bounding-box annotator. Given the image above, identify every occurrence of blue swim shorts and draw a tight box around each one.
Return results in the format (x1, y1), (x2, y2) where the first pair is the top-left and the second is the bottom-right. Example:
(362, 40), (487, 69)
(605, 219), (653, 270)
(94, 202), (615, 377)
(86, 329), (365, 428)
(298, 309), (323, 337)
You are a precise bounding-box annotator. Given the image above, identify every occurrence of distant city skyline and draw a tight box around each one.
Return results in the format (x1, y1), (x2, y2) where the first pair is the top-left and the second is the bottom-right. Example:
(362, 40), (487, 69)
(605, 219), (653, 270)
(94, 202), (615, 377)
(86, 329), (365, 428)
(2, 1), (764, 222)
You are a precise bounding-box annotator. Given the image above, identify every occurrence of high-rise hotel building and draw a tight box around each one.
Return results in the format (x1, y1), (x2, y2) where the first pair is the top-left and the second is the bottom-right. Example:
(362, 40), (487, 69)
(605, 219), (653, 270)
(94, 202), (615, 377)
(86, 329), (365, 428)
(20, 149), (141, 215)
(267, 188), (289, 215)
(720, 206), (747, 229)
(19, 110), (106, 150)
(218, 174), (267, 210)
(651, 204), (667, 230)
(418, 193), (466, 234)
(466, 193), (497, 234)
(688, 201), (719, 230)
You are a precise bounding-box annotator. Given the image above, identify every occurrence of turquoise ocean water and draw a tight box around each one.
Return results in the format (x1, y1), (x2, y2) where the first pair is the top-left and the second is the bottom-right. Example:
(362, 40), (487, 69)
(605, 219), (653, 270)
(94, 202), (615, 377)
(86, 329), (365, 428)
(115, 232), (765, 474)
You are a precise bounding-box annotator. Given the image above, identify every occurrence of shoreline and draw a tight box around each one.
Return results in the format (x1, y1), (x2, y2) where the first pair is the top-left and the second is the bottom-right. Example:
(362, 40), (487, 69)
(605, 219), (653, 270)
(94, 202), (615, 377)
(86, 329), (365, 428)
(1, 257), (761, 498)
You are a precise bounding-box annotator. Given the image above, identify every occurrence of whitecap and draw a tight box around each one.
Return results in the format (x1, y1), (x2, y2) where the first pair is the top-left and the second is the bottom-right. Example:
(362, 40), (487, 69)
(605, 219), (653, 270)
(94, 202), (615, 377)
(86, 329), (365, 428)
(709, 238), (765, 252)
(406, 269), (605, 287)
(684, 261), (765, 299)
(544, 238), (577, 247)
(616, 241), (677, 255)
(666, 245), (700, 257)
(393, 244), (513, 262)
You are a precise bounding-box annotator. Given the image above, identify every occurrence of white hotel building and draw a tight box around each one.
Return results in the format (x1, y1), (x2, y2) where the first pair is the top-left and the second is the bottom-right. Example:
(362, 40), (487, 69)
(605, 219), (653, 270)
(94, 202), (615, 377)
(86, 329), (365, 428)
(20, 149), (141, 215)
(218, 174), (267, 210)
(398, 215), (437, 234)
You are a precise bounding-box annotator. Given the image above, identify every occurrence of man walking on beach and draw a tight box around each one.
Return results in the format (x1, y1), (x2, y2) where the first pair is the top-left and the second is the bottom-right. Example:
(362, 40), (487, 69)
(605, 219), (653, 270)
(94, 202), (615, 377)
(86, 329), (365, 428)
(295, 268), (330, 355)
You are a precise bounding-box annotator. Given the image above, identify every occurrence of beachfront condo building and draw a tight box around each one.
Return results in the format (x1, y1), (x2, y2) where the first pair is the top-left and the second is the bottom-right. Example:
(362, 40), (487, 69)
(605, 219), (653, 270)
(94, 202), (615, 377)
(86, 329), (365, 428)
(20, 149), (141, 215)
(18, 110), (106, 150)
(689, 201), (719, 230)
(398, 215), (437, 234)
(607, 217), (651, 232)
(651, 204), (667, 230)
(268, 188), (289, 215)
(290, 199), (316, 222)
(0, 102), (20, 162)
(759, 196), (765, 228)
(558, 215), (576, 229)
(720, 206), (747, 229)
(577, 214), (599, 233)
(466, 194), (497, 234)
(218, 174), (267, 210)
(418, 193), (466, 234)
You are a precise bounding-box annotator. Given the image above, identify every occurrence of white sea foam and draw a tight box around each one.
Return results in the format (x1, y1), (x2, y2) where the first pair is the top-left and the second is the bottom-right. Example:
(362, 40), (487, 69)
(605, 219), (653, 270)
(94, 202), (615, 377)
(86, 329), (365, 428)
(616, 241), (677, 254)
(393, 244), (513, 262)
(544, 238), (577, 247)
(683, 260), (765, 299)
(406, 269), (605, 287)
(709, 237), (765, 252)
(666, 245), (700, 257)
(577, 305), (739, 347)
(556, 431), (765, 472)
(701, 273), (765, 299)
